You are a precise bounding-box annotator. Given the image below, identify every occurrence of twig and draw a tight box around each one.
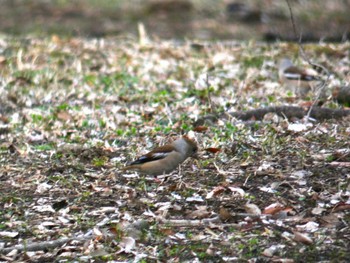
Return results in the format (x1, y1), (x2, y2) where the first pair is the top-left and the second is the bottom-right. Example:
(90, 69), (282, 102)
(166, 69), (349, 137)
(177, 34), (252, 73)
(285, 0), (331, 121)
(205, 73), (214, 113)
(243, 172), (253, 187)
(213, 162), (232, 176)
(164, 102), (174, 125)
(158, 217), (241, 229)
(158, 216), (222, 227)
(285, 0), (299, 44)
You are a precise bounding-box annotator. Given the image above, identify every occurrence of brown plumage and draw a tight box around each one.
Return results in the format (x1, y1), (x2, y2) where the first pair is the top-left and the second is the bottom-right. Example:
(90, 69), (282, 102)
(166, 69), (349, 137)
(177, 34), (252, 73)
(121, 136), (198, 175)
(278, 58), (321, 97)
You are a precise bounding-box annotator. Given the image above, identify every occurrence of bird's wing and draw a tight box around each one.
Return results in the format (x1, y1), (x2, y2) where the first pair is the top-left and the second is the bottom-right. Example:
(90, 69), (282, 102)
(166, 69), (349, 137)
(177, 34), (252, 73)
(129, 145), (175, 165)
(284, 66), (319, 81)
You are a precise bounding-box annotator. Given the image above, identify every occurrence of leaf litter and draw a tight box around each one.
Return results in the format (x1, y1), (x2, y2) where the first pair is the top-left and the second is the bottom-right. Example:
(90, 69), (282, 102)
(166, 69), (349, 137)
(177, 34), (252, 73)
(0, 37), (349, 261)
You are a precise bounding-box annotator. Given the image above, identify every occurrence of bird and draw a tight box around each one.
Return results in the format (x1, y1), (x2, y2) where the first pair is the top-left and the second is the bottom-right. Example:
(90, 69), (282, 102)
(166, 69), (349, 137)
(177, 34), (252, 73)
(121, 136), (198, 175)
(278, 58), (321, 97)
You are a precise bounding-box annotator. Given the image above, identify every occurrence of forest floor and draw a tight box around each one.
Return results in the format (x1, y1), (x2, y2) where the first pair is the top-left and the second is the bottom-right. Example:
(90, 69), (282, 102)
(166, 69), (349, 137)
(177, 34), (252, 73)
(0, 37), (349, 262)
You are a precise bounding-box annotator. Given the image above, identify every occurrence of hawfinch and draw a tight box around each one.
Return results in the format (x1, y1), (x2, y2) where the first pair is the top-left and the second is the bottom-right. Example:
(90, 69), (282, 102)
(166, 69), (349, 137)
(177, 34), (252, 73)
(278, 58), (321, 97)
(122, 136), (198, 175)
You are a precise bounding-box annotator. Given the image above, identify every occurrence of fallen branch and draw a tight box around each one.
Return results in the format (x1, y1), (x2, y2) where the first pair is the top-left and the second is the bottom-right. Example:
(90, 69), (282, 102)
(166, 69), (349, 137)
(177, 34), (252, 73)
(229, 106), (350, 121)
(0, 235), (91, 254)
(157, 213), (267, 228)
(195, 106), (350, 126)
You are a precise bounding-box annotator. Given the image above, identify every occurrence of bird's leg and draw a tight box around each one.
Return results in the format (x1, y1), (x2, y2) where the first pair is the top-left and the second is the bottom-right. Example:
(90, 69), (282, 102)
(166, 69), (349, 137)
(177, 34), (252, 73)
(156, 172), (171, 185)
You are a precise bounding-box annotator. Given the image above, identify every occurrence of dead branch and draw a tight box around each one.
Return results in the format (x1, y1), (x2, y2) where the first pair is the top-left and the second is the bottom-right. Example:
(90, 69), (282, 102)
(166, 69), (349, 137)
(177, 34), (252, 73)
(0, 235), (90, 254)
(157, 212), (268, 228)
(228, 106), (350, 121)
(194, 106), (350, 126)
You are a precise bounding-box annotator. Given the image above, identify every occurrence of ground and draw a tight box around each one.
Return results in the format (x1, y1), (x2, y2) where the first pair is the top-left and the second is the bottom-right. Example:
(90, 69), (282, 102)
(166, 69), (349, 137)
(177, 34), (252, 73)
(0, 38), (349, 262)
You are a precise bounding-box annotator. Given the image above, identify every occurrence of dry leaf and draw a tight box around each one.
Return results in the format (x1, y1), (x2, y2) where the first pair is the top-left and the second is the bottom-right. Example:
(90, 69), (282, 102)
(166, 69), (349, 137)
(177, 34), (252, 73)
(311, 207), (326, 215)
(160, 228), (174, 236)
(219, 207), (232, 221)
(35, 183), (52, 194)
(0, 231), (19, 238)
(287, 123), (312, 132)
(293, 231), (313, 245)
(205, 147), (221, 153)
(227, 186), (245, 197)
(296, 222), (319, 232)
(57, 111), (72, 121)
(206, 186), (226, 199)
(332, 202), (350, 212)
(193, 126), (208, 132)
(187, 206), (211, 219)
(119, 237), (136, 253)
(244, 203), (261, 215)
(263, 203), (284, 215)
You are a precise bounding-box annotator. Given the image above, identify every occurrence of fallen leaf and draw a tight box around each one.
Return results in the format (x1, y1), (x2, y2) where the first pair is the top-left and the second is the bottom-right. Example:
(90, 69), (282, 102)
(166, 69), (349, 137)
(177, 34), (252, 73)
(219, 207), (232, 221)
(311, 207), (326, 215)
(119, 237), (136, 253)
(261, 244), (285, 257)
(93, 227), (103, 241)
(263, 203), (284, 215)
(193, 126), (208, 132)
(227, 186), (245, 197)
(293, 231), (313, 245)
(35, 182), (52, 194)
(206, 186), (226, 199)
(0, 231), (19, 238)
(244, 203), (261, 215)
(332, 202), (350, 212)
(296, 221), (319, 232)
(205, 147), (221, 153)
(33, 205), (55, 213)
(186, 195), (204, 202)
(57, 111), (72, 121)
(160, 228), (174, 236)
(187, 206), (211, 219)
(288, 123), (312, 132)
